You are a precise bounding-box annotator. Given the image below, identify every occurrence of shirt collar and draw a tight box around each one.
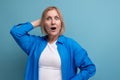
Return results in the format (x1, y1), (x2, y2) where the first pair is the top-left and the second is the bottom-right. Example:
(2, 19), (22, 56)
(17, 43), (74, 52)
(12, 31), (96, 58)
(43, 35), (64, 44)
(57, 35), (64, 44)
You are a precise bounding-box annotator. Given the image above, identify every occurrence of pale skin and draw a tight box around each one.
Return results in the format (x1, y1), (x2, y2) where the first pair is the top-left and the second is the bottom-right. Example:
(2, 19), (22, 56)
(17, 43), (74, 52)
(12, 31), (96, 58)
(31, 9), (62, 44)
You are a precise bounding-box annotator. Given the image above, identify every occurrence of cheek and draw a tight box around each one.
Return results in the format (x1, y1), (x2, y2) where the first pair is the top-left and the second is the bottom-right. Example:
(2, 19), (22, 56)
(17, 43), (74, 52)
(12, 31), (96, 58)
(43, 23), (49, 32)
(44, 26), (49, 32)
(58, 22), (62, 29)
(44, 22), (50, 29)
(44, 22), (48, 27)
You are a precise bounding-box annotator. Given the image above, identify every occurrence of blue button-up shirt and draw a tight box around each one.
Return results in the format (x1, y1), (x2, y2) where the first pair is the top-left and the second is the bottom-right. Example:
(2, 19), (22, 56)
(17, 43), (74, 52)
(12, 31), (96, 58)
(10, 22), (96, 80)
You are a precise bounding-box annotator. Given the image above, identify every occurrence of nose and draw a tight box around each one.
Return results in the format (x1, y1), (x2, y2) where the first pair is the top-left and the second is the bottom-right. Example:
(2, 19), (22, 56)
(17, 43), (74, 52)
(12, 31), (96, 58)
(51, 19), (55, 25)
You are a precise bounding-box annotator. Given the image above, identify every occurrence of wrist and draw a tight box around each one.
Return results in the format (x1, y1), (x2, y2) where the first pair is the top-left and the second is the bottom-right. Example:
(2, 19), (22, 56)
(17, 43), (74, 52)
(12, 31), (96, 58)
(31, 19), (41, 28)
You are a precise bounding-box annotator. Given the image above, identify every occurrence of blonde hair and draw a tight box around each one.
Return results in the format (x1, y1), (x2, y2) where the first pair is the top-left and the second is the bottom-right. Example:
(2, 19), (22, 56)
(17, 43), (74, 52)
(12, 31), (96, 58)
(40, 6), (65, 35)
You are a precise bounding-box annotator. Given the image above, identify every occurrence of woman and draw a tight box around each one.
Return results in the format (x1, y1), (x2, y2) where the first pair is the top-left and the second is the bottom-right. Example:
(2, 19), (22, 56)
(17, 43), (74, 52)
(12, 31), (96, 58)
(10, 6), (96, 80)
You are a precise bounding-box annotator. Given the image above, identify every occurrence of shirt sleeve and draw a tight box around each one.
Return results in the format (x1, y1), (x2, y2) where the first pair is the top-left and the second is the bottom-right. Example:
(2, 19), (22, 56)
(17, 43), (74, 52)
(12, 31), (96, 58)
(10, 22), (36, 55)
(71, 40), (96, 80)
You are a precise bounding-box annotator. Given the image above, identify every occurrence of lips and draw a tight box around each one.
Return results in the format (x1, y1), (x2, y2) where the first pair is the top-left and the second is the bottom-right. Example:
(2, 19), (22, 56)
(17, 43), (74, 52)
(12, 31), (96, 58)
(51, 27), (56, 30)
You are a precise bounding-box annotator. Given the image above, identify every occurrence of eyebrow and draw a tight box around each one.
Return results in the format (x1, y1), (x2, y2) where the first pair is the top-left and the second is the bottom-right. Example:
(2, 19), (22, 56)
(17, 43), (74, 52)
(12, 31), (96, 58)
(46, 15), (60, 18)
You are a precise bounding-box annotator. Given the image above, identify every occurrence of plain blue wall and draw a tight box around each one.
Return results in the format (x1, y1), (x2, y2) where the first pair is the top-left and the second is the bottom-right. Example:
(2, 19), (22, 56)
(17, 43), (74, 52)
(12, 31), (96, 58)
(0, 0), (120, 80)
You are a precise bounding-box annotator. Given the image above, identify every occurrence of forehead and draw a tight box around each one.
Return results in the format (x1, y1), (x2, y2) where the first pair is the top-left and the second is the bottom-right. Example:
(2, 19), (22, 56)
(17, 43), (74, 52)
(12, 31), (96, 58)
(46, 9), (59, 17)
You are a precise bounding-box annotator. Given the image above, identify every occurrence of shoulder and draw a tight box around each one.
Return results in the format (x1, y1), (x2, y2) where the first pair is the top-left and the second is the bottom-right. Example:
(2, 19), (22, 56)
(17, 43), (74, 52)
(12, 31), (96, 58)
(62, 35), (79, 44)
(61, 35), (83, 49)
(29, 35), (47, 43)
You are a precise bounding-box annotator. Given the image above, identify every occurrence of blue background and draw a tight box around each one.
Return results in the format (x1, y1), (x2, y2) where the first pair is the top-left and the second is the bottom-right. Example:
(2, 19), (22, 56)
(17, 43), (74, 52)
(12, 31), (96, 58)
(0, 0), (120, 80)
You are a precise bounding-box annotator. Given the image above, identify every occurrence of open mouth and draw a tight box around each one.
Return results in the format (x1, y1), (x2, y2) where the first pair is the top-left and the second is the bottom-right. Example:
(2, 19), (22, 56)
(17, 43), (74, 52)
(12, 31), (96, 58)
(51, 27), (56, 30)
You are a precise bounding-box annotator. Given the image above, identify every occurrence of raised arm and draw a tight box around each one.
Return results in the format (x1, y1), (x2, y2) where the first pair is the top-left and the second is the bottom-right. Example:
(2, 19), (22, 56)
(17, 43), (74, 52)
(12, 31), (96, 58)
(10, 19), (41, 55)
(31, 19), (41, 28)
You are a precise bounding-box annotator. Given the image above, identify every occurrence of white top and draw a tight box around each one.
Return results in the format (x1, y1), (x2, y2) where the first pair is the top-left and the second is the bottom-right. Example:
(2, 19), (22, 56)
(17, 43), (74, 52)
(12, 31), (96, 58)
(39, 41), (62, 80)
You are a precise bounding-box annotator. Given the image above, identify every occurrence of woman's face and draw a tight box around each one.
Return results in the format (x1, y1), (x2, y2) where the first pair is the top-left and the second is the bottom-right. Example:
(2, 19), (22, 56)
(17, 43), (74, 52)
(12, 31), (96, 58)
(44, 9), (61, 37)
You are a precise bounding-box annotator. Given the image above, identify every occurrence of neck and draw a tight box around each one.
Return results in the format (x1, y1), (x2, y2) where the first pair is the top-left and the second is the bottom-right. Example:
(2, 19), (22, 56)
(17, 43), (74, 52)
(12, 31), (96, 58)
(48, 35), (59, 44)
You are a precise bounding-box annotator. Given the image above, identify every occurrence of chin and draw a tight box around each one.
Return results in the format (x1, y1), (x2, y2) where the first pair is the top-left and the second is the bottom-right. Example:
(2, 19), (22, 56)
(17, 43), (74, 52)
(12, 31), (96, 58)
(49, 33), (59, 36)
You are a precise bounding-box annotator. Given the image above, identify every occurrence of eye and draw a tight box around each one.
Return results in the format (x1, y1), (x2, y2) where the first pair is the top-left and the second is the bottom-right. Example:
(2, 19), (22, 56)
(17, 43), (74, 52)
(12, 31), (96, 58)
(55, 16), (60, 20)
(46, 17), (51, 21)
